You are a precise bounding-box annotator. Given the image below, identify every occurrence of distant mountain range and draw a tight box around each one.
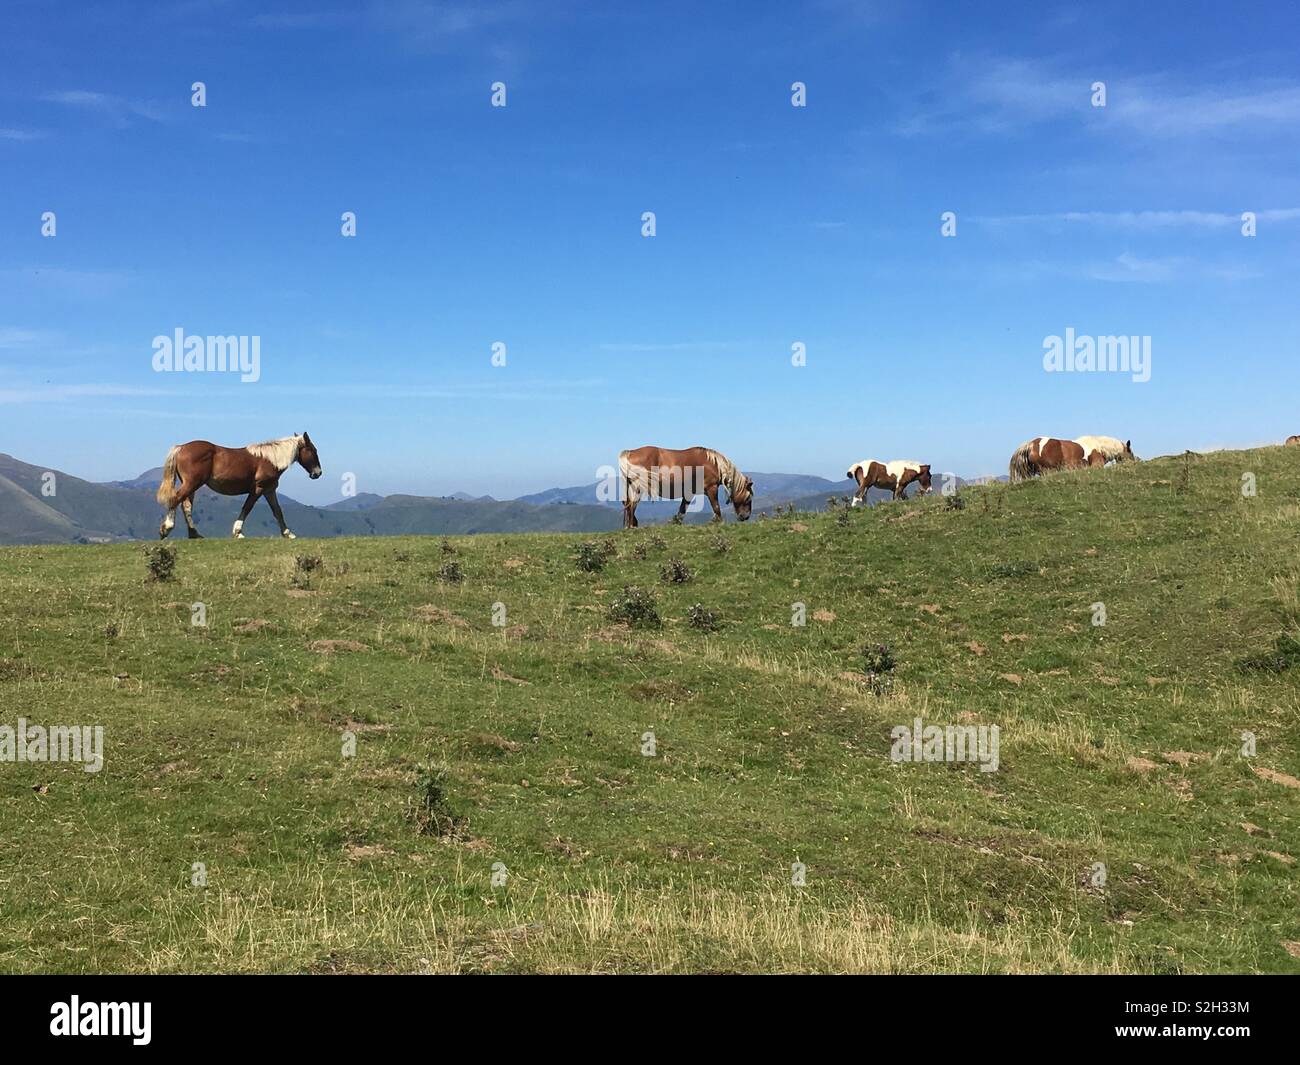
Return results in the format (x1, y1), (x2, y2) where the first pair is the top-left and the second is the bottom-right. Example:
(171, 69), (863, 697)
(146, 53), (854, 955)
(0, 453), (973, 545)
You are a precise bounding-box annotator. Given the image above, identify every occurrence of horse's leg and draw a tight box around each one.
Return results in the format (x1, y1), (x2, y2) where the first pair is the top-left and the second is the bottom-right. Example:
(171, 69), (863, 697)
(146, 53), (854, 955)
(706, 485), (722, 522)
(627, 499), (638, 528)
(851, 476), (869, 507)
(182, 496), (202, 538)
(264, 487), (295, 539)
(233, 489), (261, 538)
(159, 504), (176, 539)
(677, 496), (690, 520)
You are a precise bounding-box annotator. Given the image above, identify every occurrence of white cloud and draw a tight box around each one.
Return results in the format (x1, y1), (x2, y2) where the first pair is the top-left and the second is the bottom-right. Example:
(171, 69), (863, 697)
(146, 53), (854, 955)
(974, 208), (1300, 229)
(41, 90), (165, 127)
(900, 56), (1300, 139)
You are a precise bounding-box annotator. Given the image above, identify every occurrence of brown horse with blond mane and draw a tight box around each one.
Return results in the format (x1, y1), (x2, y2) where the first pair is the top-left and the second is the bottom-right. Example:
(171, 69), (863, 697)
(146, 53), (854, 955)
(618, 445), (753, 528)
(157, 433), (323, 540)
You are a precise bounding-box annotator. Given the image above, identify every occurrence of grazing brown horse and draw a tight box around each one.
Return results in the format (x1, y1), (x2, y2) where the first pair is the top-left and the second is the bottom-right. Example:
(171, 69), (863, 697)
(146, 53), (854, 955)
(845, 459), (932, 505)
(157, 433), (323, 540)
(618, 445), (753, 528)
(1009, 435), (1136, 481)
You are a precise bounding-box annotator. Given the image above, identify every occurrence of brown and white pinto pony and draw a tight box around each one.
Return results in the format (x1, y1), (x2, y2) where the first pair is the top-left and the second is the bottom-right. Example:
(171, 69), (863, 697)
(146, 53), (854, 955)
(1008, 435), (1137, 482)
(618, 445), (753, 528)
(845, 459), (932, 505)
(157, 433), (323, 540)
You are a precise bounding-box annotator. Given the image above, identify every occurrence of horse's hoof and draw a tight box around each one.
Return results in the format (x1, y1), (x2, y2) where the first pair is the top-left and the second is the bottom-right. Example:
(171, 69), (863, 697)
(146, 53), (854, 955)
(188, 531), (203, 540)
(282, 530), (296, 540)
(233, 533), (245, 539)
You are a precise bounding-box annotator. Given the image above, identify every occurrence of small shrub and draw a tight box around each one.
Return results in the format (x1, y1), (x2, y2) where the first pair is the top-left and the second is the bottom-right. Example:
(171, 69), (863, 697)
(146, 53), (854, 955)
(669, 512), (684, 525)
(826, 496), (839, 510)
(408, 763), (465, 837)
(629, 541), (649, 561)
(687, 603), (720, 632)
(710, 535), (732, 555)
(944, 493), (966, 511)
(440, 540), (456, 555)
(861, 643), (896, 675)
(575, 541), (607, 572)
(437, 561), (464, 584)
(144, 545), (176, 582)
(291, 553), (323, 589)
(608, 585), (661, 628)
(835, 507), (852, 527)
(104, 622), (120, 639)
(660, 558), (693, 584)
(860, 642), (896, 695)
(648, 533), (667, 551)
(988, 560), (1035, 579)
(600, 538), (618, 559)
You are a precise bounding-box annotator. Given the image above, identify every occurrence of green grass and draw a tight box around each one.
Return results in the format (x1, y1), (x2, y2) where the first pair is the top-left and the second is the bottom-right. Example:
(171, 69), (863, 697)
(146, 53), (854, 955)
(1, 446), (1298, 973)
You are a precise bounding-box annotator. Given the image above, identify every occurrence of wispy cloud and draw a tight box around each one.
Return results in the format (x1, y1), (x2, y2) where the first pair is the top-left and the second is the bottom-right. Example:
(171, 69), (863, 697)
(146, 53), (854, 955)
(0, 127), (46, 141)
(250, 10), (355, 29)
(982, 253), (1261, 285)
(41, 90), (166, 128)
(900, 56), (1300, 139)
(598, 341), (744, 354)
(0, 384), (173, 405)
(0, 327), (58, 350)
(2, 267), (131, 299)
(974, 208), (1300, 229)
(252, 2), (532, 50)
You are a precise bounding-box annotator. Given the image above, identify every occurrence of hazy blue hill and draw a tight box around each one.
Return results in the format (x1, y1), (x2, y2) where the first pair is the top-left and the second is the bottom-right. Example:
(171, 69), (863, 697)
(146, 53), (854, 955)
(0, 452), (978, 544)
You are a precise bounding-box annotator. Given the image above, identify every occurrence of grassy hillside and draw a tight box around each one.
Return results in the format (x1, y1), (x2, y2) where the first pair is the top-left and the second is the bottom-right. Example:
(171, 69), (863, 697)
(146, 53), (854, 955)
(1, 446), (1297, 974)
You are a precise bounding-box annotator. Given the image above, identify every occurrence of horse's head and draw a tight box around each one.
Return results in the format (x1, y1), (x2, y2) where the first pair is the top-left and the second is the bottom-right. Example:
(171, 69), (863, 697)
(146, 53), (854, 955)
(297, 432), (323, 479)
(915, 464), (933, 493)
(1118, 439), (1139, 463)
(733, 477), (754, 521)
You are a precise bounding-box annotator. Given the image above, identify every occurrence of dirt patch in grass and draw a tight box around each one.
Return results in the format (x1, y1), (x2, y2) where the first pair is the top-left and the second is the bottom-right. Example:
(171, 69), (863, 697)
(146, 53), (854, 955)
(466, 732), (522, 755)
(1254, 766), (1300, 789)
(344, 843), (394, 861)
(415, 604), (469, 627)
(308, 639), (369, 654)
(629, 678), (693, 702)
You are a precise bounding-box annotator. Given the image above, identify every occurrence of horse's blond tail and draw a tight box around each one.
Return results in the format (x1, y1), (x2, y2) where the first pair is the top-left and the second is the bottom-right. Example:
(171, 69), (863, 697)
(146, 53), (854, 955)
(156, 445), (181, 508)
(1008, 439), (1036, 483)
(618, 449), (643, 504)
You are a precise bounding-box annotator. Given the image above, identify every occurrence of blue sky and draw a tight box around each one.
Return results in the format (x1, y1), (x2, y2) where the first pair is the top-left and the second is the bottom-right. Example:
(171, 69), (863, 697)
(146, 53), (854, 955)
(2, 0), (1298, 503)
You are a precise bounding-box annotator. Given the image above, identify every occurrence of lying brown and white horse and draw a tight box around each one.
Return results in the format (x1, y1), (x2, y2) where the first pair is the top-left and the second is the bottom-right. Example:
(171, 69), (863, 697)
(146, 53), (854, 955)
(845, 459), (932, 505)
(157, 433), (323, 540)
(1008, 435), (1137, 482)
(618, 445), (753, 528)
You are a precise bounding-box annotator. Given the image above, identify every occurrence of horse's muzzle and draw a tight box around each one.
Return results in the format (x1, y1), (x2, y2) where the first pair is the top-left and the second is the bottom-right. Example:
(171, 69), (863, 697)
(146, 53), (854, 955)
(310, 468), (322, 479)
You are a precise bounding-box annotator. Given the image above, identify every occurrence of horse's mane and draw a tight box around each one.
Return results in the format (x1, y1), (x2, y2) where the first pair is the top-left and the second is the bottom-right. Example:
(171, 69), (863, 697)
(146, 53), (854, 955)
(705, 449), (748, 500)
(246, 435), (302, 471)
(1075, 435), (1126, 460)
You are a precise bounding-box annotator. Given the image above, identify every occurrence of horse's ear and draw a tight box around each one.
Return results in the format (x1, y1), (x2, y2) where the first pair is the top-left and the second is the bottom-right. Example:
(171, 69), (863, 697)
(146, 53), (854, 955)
(302, 431), (312, 444)
(922, 464), (930, 472)
(1125, 439), (1131, 449)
